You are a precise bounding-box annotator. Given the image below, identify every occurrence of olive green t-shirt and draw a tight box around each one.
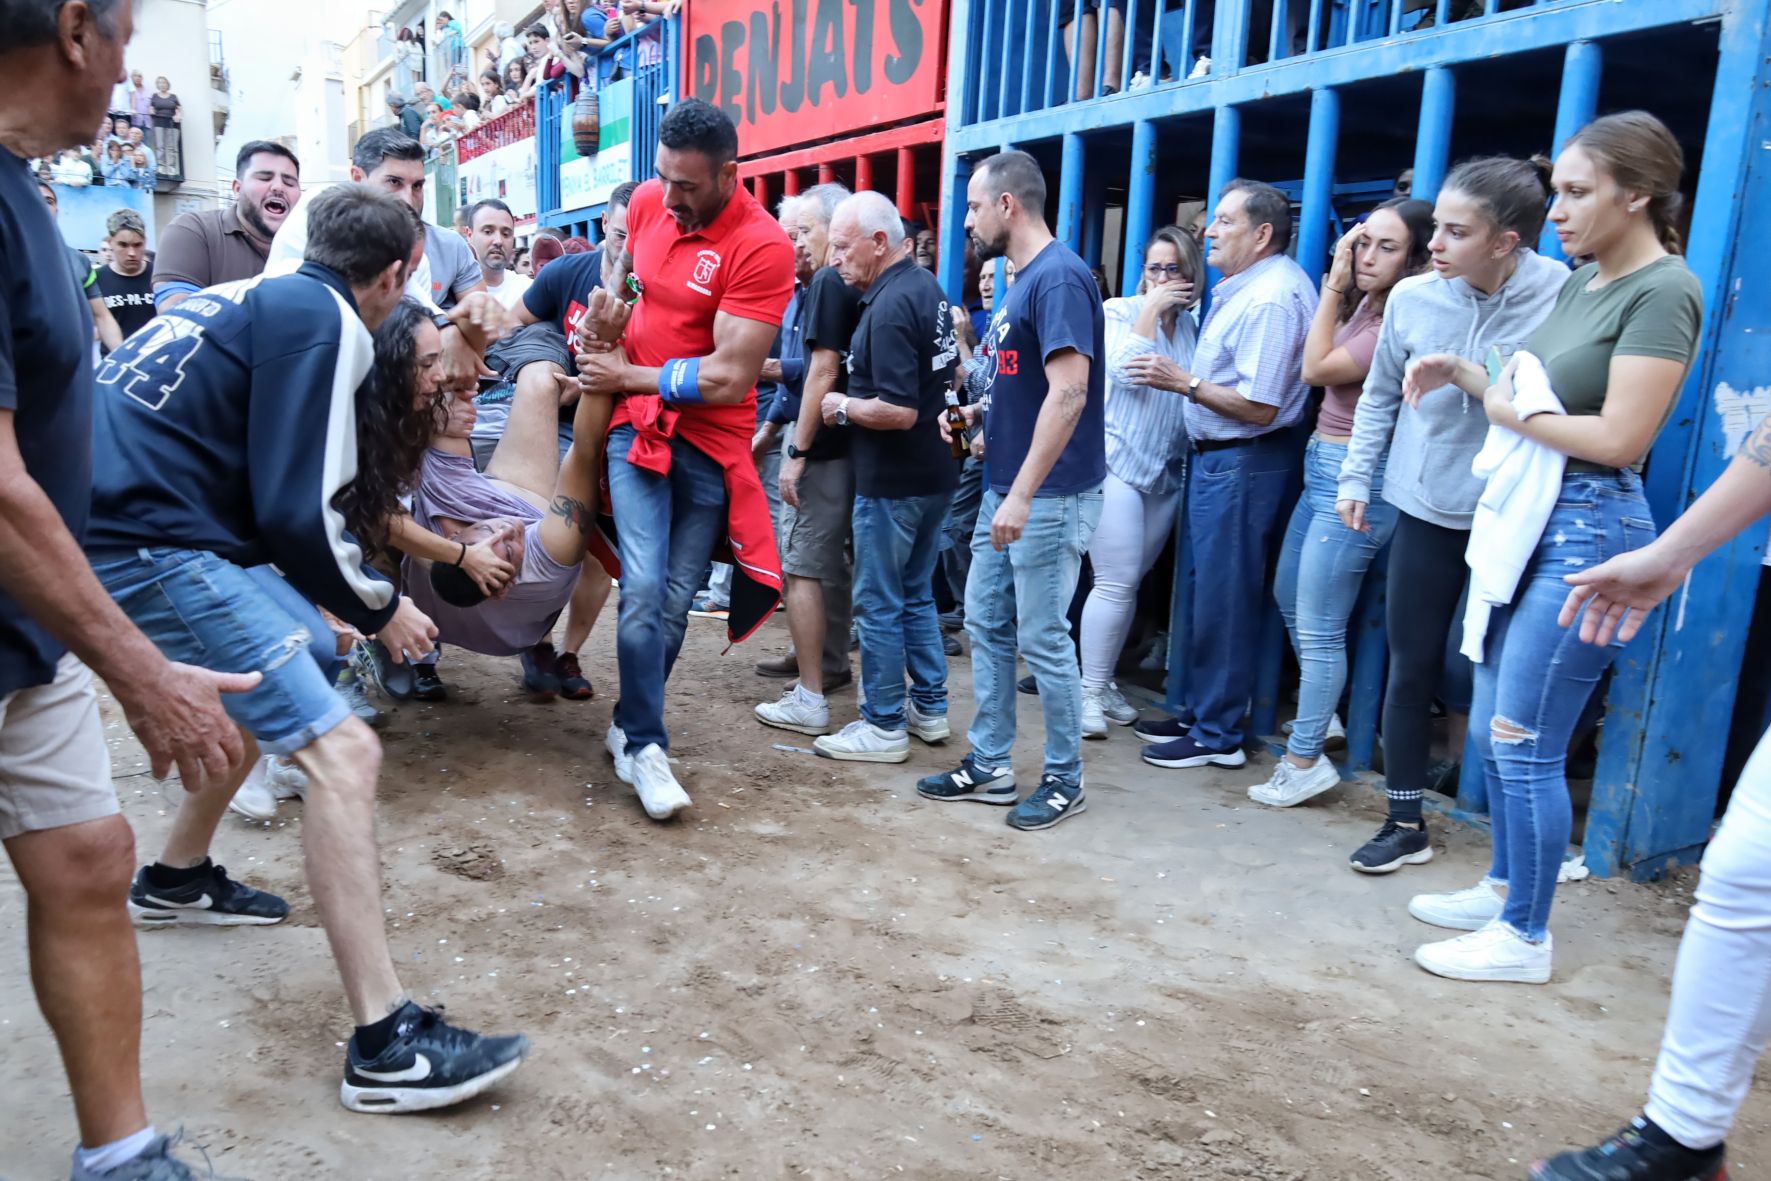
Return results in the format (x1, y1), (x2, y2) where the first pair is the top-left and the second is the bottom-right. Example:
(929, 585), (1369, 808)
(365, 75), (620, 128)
(1526, 255), (1703, 470)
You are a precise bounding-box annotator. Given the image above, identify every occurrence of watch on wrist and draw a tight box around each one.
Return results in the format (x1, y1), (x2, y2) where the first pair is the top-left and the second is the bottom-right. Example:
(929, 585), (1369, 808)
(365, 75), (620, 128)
(1186, 375), (1203, 400)
(834, 397), (851, 427)
(431, 311), (452, 333)
(786, 442), (810, 459)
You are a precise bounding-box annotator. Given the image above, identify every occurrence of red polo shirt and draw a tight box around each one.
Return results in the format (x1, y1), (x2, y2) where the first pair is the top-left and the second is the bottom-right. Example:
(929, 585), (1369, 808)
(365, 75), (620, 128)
(616, 177), (795, 434)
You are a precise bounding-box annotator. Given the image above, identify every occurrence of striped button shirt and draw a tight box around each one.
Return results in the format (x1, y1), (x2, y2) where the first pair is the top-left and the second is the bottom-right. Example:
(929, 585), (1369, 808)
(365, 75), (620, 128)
(1184, 252), (1317, 441)
(1104, 294), (1198, 494)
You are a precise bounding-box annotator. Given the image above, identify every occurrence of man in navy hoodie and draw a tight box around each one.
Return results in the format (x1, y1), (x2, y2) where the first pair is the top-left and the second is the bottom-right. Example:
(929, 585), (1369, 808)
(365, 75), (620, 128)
(83, 184), (529, 1116)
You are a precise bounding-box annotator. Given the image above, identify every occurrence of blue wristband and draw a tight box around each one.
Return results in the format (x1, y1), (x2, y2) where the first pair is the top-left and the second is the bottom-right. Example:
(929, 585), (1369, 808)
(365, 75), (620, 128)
(658, 356), (704, 404)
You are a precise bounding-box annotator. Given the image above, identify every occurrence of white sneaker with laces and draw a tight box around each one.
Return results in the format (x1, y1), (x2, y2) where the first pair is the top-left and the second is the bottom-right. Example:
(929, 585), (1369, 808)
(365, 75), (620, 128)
(626, 743), (691, 820)
(906, 702), (950, 745)
(265, 755), (307, 801)
(1409, 879), (1506, 931)
(1247, 757), (1340, 808)
(813, 720), (910, 763)
(1414, 920), (1551, 984)
(228, 758), (279, 821)
(605, 723), (633, 781)
(755, 686), (830, 735)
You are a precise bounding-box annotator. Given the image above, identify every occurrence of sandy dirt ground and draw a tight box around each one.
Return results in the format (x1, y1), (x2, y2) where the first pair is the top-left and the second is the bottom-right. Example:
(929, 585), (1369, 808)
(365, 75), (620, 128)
(3, 611), (1768, 1181)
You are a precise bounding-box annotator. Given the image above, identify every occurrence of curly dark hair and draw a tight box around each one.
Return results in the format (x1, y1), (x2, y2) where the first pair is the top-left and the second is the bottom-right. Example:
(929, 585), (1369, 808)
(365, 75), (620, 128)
(331, 297), (450, 556)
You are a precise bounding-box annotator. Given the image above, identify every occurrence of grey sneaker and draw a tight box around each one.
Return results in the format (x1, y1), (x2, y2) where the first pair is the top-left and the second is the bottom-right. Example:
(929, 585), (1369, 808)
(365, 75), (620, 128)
(69, 1131), (226, 1181)
(336, 669), (383, 728)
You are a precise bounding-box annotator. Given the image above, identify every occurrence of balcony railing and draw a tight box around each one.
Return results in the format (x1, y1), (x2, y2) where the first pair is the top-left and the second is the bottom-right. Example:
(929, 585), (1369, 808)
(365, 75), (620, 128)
(456, 100), (537, 163)
(152, 124), (184, 187)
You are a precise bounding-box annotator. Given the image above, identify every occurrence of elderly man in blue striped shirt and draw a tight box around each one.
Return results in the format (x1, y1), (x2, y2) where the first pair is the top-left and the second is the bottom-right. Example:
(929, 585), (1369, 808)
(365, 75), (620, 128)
(1127, 178), (1317, 771)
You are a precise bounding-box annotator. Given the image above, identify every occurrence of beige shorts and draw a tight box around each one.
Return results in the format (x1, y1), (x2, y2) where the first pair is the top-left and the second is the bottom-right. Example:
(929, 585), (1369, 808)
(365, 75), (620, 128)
(0, 654), (118, 841)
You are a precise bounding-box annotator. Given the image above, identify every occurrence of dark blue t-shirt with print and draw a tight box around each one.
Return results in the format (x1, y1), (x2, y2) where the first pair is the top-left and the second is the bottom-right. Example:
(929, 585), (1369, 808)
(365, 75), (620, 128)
(976, 240), (1105, 496)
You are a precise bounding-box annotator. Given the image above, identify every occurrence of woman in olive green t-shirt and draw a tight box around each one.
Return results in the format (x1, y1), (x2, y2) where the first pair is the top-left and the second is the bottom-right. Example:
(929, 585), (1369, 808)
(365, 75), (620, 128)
(1407, 112), (1705, 985)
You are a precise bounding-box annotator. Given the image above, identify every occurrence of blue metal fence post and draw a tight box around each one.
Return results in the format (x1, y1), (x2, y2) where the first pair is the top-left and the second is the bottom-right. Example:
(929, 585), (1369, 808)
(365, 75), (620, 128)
(938, 151), (975, 306)
(1584, 0), (1771, 879)
(1120, 118), (1159, 297)
(1411, 66), (1456, 203)
(1538, 40), (1602, 261)
(1204, 103), (1242, 292)
(1083, 164), (1108, 270)
(1210, 0), (1251, 74)
(1297, 86), (1341, 284)
(1058, 132), (1086, 252)
(938, 0), (976, 307)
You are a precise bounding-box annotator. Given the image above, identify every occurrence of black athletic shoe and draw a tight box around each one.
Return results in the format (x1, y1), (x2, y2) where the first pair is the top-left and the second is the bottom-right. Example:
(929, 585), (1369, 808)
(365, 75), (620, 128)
(411, 664), (447, 702)
(938, 608), (964, 633)
(1017, 674), (1038, 695)
(916, 755), (1018, 805)
(128, 862), (289, 927)
(1133, 715), (1191, 743)
(341, 1002), (529, 1114)
(1531, 1117), (1727, 1181)
(355, 640), (413, 701)
(1349, 819), (1435, 874)
(520, 641), (561, 702)
(556, 651), (594, 701)
(942, 631), (962, 656)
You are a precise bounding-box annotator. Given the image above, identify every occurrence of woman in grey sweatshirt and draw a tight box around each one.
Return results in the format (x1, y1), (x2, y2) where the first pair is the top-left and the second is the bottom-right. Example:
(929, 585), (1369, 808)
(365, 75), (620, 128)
(1336, 156), (1568, 874)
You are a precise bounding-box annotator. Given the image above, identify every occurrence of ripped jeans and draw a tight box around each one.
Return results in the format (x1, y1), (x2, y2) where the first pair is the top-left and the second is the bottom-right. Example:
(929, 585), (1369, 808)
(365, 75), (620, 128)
(1469, 471), (1657, 941)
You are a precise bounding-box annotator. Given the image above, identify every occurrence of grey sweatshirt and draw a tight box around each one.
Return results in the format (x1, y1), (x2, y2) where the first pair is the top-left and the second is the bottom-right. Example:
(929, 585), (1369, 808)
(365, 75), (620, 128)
(1338, 248), (1570, 529)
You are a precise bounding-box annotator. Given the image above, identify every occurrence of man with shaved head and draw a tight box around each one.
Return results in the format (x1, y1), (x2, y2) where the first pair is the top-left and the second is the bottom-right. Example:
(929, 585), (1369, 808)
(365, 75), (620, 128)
(808, 191), (960, 764)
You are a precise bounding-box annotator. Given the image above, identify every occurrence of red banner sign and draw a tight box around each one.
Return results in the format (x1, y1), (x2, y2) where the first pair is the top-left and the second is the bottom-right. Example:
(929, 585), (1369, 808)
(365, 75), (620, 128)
(684, 0), (945, 159)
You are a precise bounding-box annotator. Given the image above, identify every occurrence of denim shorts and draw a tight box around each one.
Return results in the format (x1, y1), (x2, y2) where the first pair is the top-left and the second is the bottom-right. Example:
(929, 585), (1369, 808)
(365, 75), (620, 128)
(88, 548), (352, 755)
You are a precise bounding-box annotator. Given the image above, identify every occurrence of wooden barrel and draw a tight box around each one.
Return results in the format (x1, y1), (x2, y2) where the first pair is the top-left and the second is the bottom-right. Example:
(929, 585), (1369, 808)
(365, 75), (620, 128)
(572, 85), (599, 157)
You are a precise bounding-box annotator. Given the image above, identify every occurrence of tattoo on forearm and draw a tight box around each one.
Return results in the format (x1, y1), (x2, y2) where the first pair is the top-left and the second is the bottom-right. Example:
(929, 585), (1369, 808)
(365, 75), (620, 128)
(1742, 415), (1771, 472)
(1055, 381), (1087, 425)
(549, 494), (594, 535)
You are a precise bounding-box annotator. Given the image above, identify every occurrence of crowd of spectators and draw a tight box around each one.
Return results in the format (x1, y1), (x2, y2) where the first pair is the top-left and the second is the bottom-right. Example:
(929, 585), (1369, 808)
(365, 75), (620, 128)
(33, 70), (180, 190)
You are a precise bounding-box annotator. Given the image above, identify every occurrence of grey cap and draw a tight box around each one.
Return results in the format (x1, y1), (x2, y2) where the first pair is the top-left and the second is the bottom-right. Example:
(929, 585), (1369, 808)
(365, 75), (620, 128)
(388, 94), (407, 108)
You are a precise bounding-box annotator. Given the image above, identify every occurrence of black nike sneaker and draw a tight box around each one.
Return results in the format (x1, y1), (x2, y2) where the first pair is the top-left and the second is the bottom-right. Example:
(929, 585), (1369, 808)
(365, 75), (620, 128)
(1531, 1116), (1726, 1180)
(128, 862), (289, 927)
(341, 1002), (529, 1114)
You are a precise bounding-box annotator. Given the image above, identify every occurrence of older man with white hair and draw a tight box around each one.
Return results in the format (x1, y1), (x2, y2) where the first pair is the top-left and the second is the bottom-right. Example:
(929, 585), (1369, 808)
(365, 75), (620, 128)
(809, 191), (961, 763)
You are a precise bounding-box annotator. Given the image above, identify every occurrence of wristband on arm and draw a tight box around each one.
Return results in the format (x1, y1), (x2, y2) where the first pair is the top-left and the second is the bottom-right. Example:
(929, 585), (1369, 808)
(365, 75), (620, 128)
(658, 356), (704, 405)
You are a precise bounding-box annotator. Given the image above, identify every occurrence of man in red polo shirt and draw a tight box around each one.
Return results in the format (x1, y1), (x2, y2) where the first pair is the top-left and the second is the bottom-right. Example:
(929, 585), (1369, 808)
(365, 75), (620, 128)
(543, 99), (793, 820)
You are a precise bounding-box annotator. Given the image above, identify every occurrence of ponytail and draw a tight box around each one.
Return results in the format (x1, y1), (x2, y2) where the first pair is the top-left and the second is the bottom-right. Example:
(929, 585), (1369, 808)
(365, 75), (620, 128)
(1565, 110), (1687, 256)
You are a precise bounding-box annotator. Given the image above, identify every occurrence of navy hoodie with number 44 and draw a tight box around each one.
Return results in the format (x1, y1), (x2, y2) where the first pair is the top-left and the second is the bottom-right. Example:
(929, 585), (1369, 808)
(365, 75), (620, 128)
(85, 262), (398, 635)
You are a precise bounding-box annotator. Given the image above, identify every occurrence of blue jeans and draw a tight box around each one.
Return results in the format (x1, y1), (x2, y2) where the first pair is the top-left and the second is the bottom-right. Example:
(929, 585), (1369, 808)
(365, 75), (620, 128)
(88, 548), (351, 754)
(1472, 471), (1657, 941)
(1274, 438), (1397, 760)
(605, 426), (730, 752)
(963, 488), (1103, 783)
(940, 454), (986, 610)
(1185, 433), (1296, 750)
(852, 492), (954, 731)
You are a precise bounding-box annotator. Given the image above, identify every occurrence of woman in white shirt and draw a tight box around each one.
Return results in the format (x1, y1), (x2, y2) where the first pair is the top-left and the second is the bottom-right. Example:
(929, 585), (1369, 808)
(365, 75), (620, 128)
(1078, 226), (1203, 737)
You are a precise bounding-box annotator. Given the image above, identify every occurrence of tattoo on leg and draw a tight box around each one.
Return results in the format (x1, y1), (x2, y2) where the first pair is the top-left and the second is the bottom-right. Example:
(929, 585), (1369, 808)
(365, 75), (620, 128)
(1741, 415), (1771, 471)
(550, 494), (594, 535)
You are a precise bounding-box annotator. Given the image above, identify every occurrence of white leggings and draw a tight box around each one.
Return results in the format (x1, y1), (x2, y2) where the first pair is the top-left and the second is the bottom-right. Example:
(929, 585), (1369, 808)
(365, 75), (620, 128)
(1079, 471), (1181, 689)
(1645, 725), (1771, 1149)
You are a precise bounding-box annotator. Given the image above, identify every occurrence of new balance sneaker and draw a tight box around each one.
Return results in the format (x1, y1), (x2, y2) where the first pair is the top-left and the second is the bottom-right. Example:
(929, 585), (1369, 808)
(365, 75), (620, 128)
(411, 663), (447, 702)
(622, 743), (691, 820)
(1141, 735), (1247, 769)
(555, 652), (594, 701)
(906, 702), (951, 745)
(688, 593), (729, 620)
(1409, 879), (1505, 930)
(520, 641), (561, 702)
(916, 756), (1017, 805)
(605, 723), (634, 781)
(1006, 775), (1087, 831)
(128, 862), (289, 927)
(755, 685), (830, 736)
(227, 755), (309, 821)
(1414, 920), (1552, 984)
(336, 669), (383, 728)
(69, 1130), (211, 1181)
(1531, 1116), (1728, 1181)
(1349, 820), (1436, 874)
(1247, 757), (1341, 808)
(814, 720), (911, 763)
(1133, 715), (1190, 744)
(340, 1001), (528, 1114)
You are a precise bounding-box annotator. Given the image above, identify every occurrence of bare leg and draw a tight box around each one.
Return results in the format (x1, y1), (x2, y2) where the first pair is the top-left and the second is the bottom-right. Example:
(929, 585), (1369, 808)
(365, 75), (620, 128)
(8, 816), (149, 1147)
(1448, 710), (1469, 761)
(564, 570), (611, 654)
(157, 727), (256, 867)
(1104, 6), (1125, 87)
(785, 574), (827, 695)
(289, 718), (405, 1024)
(1067, 11), (1099, 99)
(484, 360), (567, 499)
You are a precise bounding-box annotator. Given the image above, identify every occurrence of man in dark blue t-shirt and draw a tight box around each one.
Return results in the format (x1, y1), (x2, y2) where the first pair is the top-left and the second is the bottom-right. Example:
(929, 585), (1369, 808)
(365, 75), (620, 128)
(917, 150), (1105, 833)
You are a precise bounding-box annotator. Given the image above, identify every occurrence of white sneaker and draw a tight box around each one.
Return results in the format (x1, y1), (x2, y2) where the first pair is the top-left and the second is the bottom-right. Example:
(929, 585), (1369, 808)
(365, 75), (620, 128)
(1081, 688), (1109, 740)
(265, 755), (307, 801)
(1188, 55), (1212, 79)
(626, 743), (691, 820)
(1128, 69), (1152, 90)
(1414, 920), (1552, 984)
(906, 702), (950, 745)
(228, 759), (279, 821)
(755, 686), (829, 736)
(1281, 713), (1346, 745)
(813, 720), (910, 763)
(1409, 879), (1506, 931)
(1099, 683), (1138, 725)
(605, 723), (633, 781)
(1247, 757), (1340, 808)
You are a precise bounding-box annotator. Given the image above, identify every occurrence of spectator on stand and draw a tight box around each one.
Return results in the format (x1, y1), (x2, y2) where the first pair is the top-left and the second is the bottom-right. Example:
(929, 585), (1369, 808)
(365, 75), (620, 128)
(125, 148), (151, 187)
(124, 125), (153, 176)
(98, 139), (132, 186)
(50, 148), (91, 185)
(1409, 113), (1703, 985)
(436, 10), (466, 68)
(753, 183), (857, 708)
(808, 192), (961, 763)
(95, 209), (155, 347)
(455, 91), (482, 131)
(513, 245), (532, 276)
(1337, 156), (1568, 873)
(498, 20), (526, 67)
(389, 94), (424, 139)
(1076, 225), (1203, 739)
(1133, 179), (1317, 774)
(506, 55), (535, 103)
(392, 27), (420, 95)
(420, 102), (452, 150)
(1251, 197), (1436, 808)
(414, 81), (450, 111)
(480, 71), (509, 116)
(107, 114), (131, 145)
(148, 76), (180, 175)
(128, 67), (152, 129)
(919, 150), (1106, 832)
